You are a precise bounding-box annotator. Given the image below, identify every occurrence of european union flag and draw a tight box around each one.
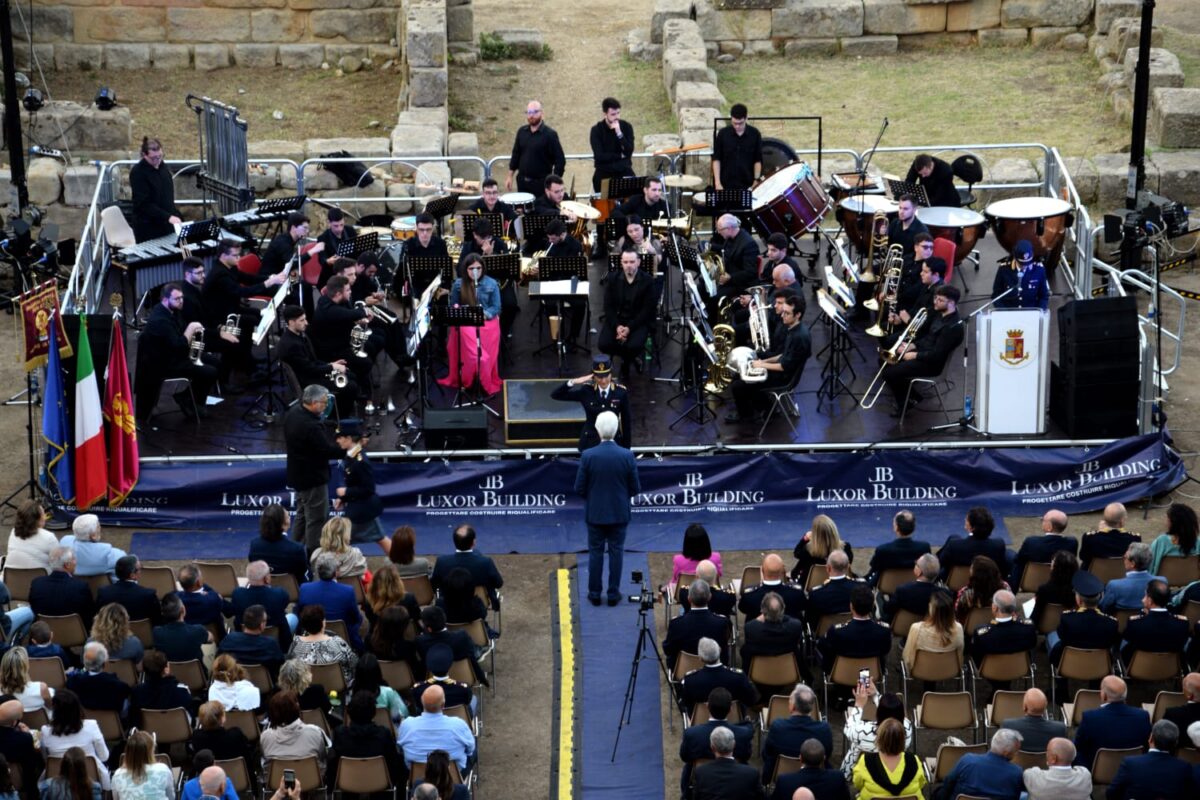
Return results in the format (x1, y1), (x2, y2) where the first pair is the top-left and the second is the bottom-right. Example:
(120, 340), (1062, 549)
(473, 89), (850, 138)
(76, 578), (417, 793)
(41, 314), (73, 503)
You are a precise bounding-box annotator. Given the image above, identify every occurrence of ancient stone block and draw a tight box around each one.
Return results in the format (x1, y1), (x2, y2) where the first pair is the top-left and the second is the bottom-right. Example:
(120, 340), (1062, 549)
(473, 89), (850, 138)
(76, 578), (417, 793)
(166, 8), (250, 42)
(1000, 0), (1092, 28)
(1150, 87), (1200, 149)
(281, 164), (340, 192)
(1108, 17), (1163, 62)
(14, 45), (54, 72)
(1150, 149), (1200, 208)
(898, 31), (972, 48)
(772, 0), (863, 38)
(694, 0), (772, 41)
(678, 106), (721, 132)
(8, 6), (72, 42)
(1093, 152), (1157, 209)
(390, 124), (445, 161)
(863, 0), (946, 34)
(279, 44), (326, 69)
(234, 44), (279, 66)
(408, 67), (448, 107)
(311, 9), (396, 42)
(104, 44), (151, 70)
(306, 138), (392, 161)
(291, 0), (390, 9)
(324, 44), (370, 62)
(152, 44), (191, 69)
(75, 7), (165, 42)
(447, 132), (481, 181)
(672, 81), (725, 118)
(193, 44), (231, 71)
(1029, 26), (1075, 47)
(446, 4), (472, 43)
(405, 11), (447, 67)
(665, 58), (711, 99)
(398, 107), (449, 142)
(415, 161), (452, 193)
(1060, 32), (1086, 50)
(248, 140), (307, 164)
(652, 0), (693, 43)
(247, 165), (280, 194)
(1060, 156), (1098, 204)
(1095, 0), (1138, 34)
(945, 0), (1000, 30)
(745, 40), (776, 54)
(55, 44), (103, 70)
(252, 10), (306, 42)
(841, 34), (899, 54)
(386, 181), (417, 213)
(977, 27), (1027, 45)
(27, 159), (64, 206)
(1123, 48), (1184, 93)
(987, 157), (1040, 200)
(62, 165), (100, 207)
(642, 133), (682, 172)
(662, 18), (706, 54)
(783, 37), (839, 55)
(491, 28), (544, 56)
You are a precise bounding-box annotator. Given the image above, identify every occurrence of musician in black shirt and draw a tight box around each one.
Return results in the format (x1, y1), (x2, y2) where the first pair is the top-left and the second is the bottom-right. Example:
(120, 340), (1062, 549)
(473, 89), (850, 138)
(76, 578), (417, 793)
(128, 137), (181, 243)
(311, 275), (378, 399)
(906, 154), (960, 208)
(507, 99), (566, 196)
(134, 283), (218, 422)
(712, 103), (763, 194)
(467, 178), (517, 228)
(614, 177), (669, 225)
(716, 214), (761, 297)
(726, 294), (810, 424)
(599, 249), (656, 377)
(880, 284), (964, 415)
(203, 241), (287, 385)
(526, 175), (577, 255)
(261, 212), (322, 278)
(316, 208), (357, 283)
(277, 304), (358, 418)
(399, 212), (450, 296)
(886, 196), (929, 261)
(539, 219), (587, 343)
(590, 97), (635, 194)
(895, 233), (946, 313)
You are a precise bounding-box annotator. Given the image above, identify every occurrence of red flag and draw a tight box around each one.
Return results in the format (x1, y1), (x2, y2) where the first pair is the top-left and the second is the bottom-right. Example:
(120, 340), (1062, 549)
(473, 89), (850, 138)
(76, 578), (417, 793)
(103, 317), (139, 506)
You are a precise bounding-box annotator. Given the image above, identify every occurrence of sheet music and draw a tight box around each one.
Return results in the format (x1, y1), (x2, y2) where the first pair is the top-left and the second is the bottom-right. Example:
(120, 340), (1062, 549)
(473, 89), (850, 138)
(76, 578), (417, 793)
(816, 289), (848, 331)
(528, 279), (589, 297)
(824, 266), (855, 309)
(407, 274), (442, 356)
(686, 318), (717, 364)
(698, 259), (716, 297)
(832, 235), (858, 283)
(683, 271), (707, 318)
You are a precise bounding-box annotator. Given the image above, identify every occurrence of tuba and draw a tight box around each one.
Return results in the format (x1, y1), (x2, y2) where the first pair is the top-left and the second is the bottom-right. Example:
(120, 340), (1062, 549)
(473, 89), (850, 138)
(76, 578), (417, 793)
(728, 346), (766, 383)
(860, 308), (928, 409)
(704, 323), (738, 393)
(748, 286), (770, 352)
(188, 329), (205, 366)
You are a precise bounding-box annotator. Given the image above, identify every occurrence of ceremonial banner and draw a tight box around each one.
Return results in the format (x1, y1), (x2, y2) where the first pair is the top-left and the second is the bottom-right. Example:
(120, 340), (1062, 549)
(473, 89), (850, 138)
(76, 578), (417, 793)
(40, 314), (73, 503)
(104, 317), (139, 506)
(16, 281), (72, 370)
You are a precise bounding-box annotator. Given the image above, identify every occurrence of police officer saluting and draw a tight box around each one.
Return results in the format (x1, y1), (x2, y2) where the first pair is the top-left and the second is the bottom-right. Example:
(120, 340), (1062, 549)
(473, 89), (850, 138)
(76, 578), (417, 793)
(333, 419), (390, 557)
(551, 356), (631, 452)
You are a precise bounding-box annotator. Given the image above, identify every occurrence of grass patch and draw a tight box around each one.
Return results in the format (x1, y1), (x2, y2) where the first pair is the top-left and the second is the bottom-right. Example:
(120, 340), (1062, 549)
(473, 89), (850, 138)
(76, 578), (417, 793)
(479, 31), (553, 62)
(715, 47), (1128, 175)
(1164, 27), (1200, 88)
(603, 56), (677, 136)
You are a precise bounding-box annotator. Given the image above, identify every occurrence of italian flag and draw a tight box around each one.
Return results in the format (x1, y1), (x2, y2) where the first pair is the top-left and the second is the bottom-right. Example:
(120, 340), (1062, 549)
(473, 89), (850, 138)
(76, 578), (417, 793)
(74, 316), (108, 509)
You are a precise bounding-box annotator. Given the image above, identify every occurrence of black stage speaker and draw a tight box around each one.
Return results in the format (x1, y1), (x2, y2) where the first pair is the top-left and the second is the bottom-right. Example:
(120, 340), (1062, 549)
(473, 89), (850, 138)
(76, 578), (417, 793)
(1050, 297), (1140, 438)
(424, 407), (489, 449)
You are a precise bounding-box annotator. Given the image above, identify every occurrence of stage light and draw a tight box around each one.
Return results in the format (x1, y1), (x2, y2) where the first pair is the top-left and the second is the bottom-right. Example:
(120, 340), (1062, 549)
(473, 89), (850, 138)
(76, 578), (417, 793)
(22, 88), (43, 113)
(94, 87), (117, 111)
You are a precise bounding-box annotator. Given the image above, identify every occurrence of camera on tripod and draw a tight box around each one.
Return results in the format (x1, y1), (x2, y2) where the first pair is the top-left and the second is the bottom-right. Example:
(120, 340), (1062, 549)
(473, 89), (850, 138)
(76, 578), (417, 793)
(627, 570), (654, 611)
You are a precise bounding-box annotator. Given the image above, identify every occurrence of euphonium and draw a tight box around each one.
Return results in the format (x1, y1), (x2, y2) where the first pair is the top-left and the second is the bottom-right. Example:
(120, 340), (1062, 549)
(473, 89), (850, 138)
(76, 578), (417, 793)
(328, 369), (348, 389)
(188, 330), (205, 366)
(860, 308), (928, 410)
(349, 325), (371, 358)
(704, 324), (737, 393)
(728, 346), (766, 383)
(749, 286), (770, 352)
(701, 249), (725, 286)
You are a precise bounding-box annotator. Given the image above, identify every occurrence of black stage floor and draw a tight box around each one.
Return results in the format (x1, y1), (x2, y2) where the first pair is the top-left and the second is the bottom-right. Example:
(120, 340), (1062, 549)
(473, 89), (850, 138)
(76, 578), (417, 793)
(132, 230), (1076, 458)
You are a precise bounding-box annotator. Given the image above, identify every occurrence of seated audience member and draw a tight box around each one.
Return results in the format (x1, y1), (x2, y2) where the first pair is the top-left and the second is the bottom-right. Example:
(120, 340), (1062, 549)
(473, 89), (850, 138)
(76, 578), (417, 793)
(1107, 719), (1194, 800)
(1165, 673), (1200, 732)
(152, 593), (212, 665)
(397, 685), (475, 773)
(851, 718), (926, 800)
(678, 687), (754, 795)
(96, 555), (161, 625)
(867, 510), (931, 587)
(429, 523), (504, 610)
(421, 752), (471, 800)
(29, 546), (96, 630)
(739, 553), (806, 622)
(367, 605), (420, 673)
(37, 745), (102, 800)
(791, 514), (854, 587)
(1031, 550), (1080, 631)
(180, 752), (237, 800)
(351, 653), (408, 724)
(1079, 502), (1141, 568)
(39, 690), (110, 789)
(1072, 675), (1151, 768)
(0, 647), (52, 713)
(663, 580), (731, 670)
(110, 730), (173, 800)
(672, 523), (723, 588)
(362, 563), (421, 634)
(248, 504), (309, 585)
(277, 659), (332, 717)
(1022, 738), (1091, 800)
(411, 644), (476, 719)
(817, 584), (892, 674)
(129, 651), (192, 725)
(936, 728), (1024, 800)
(955, 555), (1009, 631)
(805, 550), (861, 630)
(1148, 502), (1200, 575)
(65, 643), (131, 717)
(761, 684), (833, 783)
(680, 637), (758, 715)
(692, 726), (761, 800)
(902, 590), (964, 673)
(325, 690), (407, 789)
(388, 525), (432, 579)
(771, 736), (854, 800)
(1000, 688), (1066, 753)
(883, 553), (951, 623)
(217, 604), (286, 678)
(27, 620), (70, 665)
(968, 590), (1037, 680)
(0, 699), (43, 799)
(88, 602), (145, 665)
(1008, 508), (1076, 589)
(740, 592), (805, 682)
(416, 606), (487, 687)
(1121, 578), (1190, 664)
(296, 554), (364, 652)
(436, 567), (492, 633)
(1047, 571), (1119, 673)
(260, 690), (329, 776)
(1101, 542), (1163, 613)
(208, 653), (261, 712)
(937, 506), (1011, 582)
(5, 499), (57, 570)
(191, 701), (256, 774)
(687, 559), (736, 617)
(309, 517), (368, 580)
(60, 514), (125, 578)
(175, 563), (233, 634)
(287, 604), (358, 687)
(231, 561), (295, 651)
(842, 685), (914, 781)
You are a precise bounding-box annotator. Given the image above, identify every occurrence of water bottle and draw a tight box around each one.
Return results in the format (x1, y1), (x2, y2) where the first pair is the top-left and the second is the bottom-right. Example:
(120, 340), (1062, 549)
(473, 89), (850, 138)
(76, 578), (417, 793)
(964, 394), (973, 420)
(644, 335), (653, 362)
(328, 689), (340, 708)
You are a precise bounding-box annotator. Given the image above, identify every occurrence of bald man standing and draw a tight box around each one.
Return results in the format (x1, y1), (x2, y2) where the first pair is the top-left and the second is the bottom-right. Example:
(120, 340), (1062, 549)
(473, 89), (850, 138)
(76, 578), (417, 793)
(1072, 675), (1151, 768)
(1000, 689), (1066, 753)
(506, 100), (565, 196)
(1009, 509), (1077, 589)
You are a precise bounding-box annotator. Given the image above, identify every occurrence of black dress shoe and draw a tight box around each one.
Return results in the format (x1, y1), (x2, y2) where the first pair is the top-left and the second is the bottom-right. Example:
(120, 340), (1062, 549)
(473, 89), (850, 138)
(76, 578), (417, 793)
(588, 596), (602, 607)
(606, 596), (620, 606)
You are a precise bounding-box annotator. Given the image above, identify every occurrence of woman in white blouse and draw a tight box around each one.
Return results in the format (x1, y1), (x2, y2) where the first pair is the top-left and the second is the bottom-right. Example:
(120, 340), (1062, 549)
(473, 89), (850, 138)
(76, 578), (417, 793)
(841, 681), (915, 780)
(0, 647), (52, 713)
(39, 689), (110, 789)
(5, 500), (57, 570)
(110, 730), (173, 800)
(207, 654), (260, 711)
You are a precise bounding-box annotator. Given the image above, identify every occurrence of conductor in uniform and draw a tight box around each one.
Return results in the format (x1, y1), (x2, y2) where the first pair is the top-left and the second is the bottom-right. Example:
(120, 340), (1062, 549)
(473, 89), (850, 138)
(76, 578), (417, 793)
(551, 356), (631, 451)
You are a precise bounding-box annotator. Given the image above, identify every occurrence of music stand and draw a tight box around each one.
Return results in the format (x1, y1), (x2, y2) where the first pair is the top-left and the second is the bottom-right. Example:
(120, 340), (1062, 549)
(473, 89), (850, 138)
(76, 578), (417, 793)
(394, 274), (443, 448)
(431, 303), (496, 416)
(180, 218), (220, 245)
(254, 195), (307, 240)
(335, 232), (379, 259)
(884, 179), (929, 207)
(422, 194), (460, 235)
(606, 253), (649, 274)
(532, 255), (590, 368)
(669, 318), (718, 428)
(517, 213), (560, 246)
(458, 212), (504, 241)
(605, 176), (644, 202)
(814, 289), (858, 413)
(408, 256), (455, 295)
(702, 189), (753, 215)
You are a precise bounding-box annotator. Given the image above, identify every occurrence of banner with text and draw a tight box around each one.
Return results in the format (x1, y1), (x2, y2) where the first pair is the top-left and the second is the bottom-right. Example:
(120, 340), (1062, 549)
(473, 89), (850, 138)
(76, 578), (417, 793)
(54, 433), (1186, 552)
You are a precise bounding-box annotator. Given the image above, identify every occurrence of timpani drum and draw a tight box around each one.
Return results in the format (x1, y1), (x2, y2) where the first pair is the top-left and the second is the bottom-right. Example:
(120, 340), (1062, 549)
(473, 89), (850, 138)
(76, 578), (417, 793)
(836, 195), (898, 253)
(499, 192), (535, 214)
(983, 196), (1074, 269)
(916, 206), (988, 266)
(750, 162), (832, 240)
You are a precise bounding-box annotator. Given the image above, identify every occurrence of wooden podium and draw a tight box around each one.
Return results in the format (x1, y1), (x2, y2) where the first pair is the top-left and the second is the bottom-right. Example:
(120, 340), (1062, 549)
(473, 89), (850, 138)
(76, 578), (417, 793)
(975, 309), (1050, 435)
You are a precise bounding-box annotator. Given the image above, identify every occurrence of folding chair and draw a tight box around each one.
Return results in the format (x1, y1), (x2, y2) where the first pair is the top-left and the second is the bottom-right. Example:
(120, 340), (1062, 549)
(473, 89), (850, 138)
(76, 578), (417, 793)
(141, 707), (193, 747)
(37, 614), (88, 649)
(1158, 555), (1200, 589)
(826, 656), (883, 714)
(2, 567), (46, 606)
(814, 612), (852, 639)
(473, 584), (502, 637)
(901, 648), (965, 709)
(371, 706), (397, 738)
(946, 565), (971, 591)
(671, 652), (704, 687)
(963, 606), (993, 637)
(325, 618), (351, 643)
(243, 663), (275, 693)
(1090, 747), (1145, 792)
(1018, 562), (1052, 593)
(265, 756), (324, 799)
(924, 742), (987, 786)
(1185, 600), (1200, 629)
(984, 690), (1026, 733)
(973, 651), (1034, 699)
(309, 662), (347, 696)
(877, 568), (913, 597)
(407, 759), (466, 793)
(196, 562), (242, 599)
(100, 205), (137, 249)
(129, 618), (155, 649)
(139, 565), (179, 598)
(448, 659), (486, 724)
(1087, 558), (1126, 584)
(334, 755), (396, 800)
(803, 565), (829, 594)
(1113, 608), (1137, 635)
(759, 694), (793, 732)
(1125, 650), (1182, 682)
(45, 755), (102, 783)
(447, 618), (496, 690)
(336, 575), (366, 607)
(82, 707), (125, 744)
(379, 660), (416, 693)
(22, 707), (48, 731)
(300, 707), (332, 739)
(900, 375), (950, 425)
(270, 573), (300, 605)
(1050, 647), (1110, 709)
(756, 365), (805, 438)
(105, 658), (139, 688)
(747, 653), (801, 694)
(733, 565), (761, 598)
(913, 692), (979, 751)
(213, 757), (252, 794)
(84, 574), (112, 599)
(404, 574), (435, 607)
(890, 609), (922, 640)
(225, 709), (261, 743)
(1143, 690), (1186, 723)
(1061, 688), (1102, 730)
(1036, 603), (1064, 635)
(29, 657), (67, 689)
(1012, 750), (1047, 770)
(168, 660), (208, 693)
(770, 754), (804, 784)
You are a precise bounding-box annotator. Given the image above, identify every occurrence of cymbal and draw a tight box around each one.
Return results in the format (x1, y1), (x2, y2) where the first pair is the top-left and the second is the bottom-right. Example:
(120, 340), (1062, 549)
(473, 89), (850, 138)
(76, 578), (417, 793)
(663, 174), (703, 189)
(651, 142), (708, 157)
(560, 200), (601, 220)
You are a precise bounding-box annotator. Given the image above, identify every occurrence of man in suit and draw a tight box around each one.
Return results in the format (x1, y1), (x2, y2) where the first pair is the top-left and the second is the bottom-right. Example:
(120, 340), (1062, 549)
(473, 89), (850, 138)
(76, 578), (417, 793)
(681, 637), (758, 715)
(297, 553), (363, 650)
(416, 606), (488, 687)
(96, 555), (162, 624)
(1101, 542), (1163, 613)
(883, 553), (953, 623)
(574, 410), (640, 606)
(1000, 688), (1066, 753)
(1073, 675), (1152, 768)
(682, 560), (736, 617)
(739, 553), (806, 622)
(866, 510), (931, 587)
(937, 506), (1011, 582)
(175, 563), (233, 636)
(805, 550), (861, 630)
(664, 580), (731, 670)
(1080, 502), (1142, 568)
(0, 699), (43, 799)
(1165, 673), (1200, 732)
(970, 590), (1037, 689)
(937, 728), (1025, 800)
(430, 523), (505, 610)
(66, 642), (132, 717)
(771, 738), (851, 800)
(153, 593), (212, 665)
(1009, 509), (1077, 589)
(741, 592), (805, 677)
(1122, 578), (1190, 664)
(679, 687), (754, 798)
(1022, 738), (1092, 800)
(818, 585), (891, 674)
(1107, 719), (1193, 800)
(231, 561), (295, 651)
(693, 726), (763, 800)
(714, 213), (762, 303)
(29, 546), (96, 630)
(217, 605), (286, 678)
(761, 684), (833, 783)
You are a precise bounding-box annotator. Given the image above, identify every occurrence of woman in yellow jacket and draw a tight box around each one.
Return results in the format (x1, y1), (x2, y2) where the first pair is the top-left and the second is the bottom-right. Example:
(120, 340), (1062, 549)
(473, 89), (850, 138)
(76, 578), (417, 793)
(851, 718), (927, 799)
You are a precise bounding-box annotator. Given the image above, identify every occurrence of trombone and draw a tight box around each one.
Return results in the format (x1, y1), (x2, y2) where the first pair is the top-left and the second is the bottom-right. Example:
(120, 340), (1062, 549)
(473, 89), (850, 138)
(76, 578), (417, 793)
(356, 300), (398, 325)
(860, 308), (928, 409)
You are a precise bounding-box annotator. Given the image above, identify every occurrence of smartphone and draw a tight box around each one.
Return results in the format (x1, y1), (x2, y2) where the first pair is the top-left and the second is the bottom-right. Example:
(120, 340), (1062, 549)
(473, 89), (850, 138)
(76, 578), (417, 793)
(283, 769), (295, 791)
(858, 668), (870, 688)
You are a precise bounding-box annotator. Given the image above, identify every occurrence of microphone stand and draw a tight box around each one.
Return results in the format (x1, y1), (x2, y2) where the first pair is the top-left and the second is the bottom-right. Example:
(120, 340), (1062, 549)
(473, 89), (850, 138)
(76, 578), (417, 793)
(929, 286), (1014, 436)
(857, 117), (888, 198)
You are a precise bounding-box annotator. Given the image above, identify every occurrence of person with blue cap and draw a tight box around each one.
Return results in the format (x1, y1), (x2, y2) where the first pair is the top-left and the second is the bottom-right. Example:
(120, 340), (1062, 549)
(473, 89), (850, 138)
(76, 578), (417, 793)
(991, 239), (1049, 310)
(1048, 569), (1119, 695)
(550, 355), (631, 451)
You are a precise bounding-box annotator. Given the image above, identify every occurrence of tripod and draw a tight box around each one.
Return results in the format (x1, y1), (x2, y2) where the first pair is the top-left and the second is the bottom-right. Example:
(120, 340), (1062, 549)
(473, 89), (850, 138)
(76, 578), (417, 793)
(611, 588), (677, 761)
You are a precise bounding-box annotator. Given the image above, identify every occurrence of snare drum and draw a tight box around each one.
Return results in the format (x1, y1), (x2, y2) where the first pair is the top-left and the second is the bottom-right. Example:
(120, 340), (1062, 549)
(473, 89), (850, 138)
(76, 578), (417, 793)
(916, 206), (987, 266)
(984, 196), (1073, 270)
(390, 216), (417, 240)
(750, 162), (832, 239)
(499, 191), (535, 214)
(836, 195), (898, 253)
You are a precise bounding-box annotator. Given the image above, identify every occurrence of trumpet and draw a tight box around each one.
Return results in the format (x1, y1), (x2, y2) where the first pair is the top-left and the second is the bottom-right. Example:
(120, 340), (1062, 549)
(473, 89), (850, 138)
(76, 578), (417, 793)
(861, 308), (927, 409)
(349, 325), (371, 359)
(356, 300), (397, 325)
(188, 329), (206, 366)
(328, 368), (348, 389)
(219, 314), (242, 343)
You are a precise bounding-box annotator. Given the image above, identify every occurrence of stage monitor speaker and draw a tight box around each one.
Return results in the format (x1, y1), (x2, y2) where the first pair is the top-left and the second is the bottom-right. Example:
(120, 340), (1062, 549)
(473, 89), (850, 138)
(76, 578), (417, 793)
(1049, 362), (1139, 439)
(424, 407), (489, 450)
(1057, 296), (1138, 343)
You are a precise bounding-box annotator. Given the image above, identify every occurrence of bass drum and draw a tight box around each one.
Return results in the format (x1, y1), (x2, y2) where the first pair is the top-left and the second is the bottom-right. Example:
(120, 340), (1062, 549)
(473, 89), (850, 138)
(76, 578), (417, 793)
(760, 137), (799, 180)
(750, 162), (832, 240)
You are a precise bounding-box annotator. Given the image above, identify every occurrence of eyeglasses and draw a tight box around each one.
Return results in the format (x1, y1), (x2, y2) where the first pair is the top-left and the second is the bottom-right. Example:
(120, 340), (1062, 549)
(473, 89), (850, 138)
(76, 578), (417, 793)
(526, 109), (541, 116)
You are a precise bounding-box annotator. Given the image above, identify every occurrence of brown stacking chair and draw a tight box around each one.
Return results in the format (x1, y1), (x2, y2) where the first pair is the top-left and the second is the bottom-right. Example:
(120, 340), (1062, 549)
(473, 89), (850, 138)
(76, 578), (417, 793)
(379, 660), (416, 693)
(670, 651), (704, 685)
(37, 614), (88, 649)
(913, 692), (979, 751)
(2, 567), (46, 604)
(265, 756), (324, 797)
(270, 573), (300, 605)
(335, 755), (395, 800)
(243, 663), (275, 693)
(309, 662), (347, 695)
(1036, 603), (1064, 635)
(225, 709), (261, 743)
(1158, 555), (1200, 589)
(1012, 750), (1047, 770)
(1125, 650), (1183, 682)
(826, 656), (883, 713)
(404, 574), (435, 607)
(1087, 558), (1126, 584)
(1185, 600), (1200, 628)
(140, 707), (192, 747)
(129, 618), (154, 649)
(29, 657), (67, 689)
(770, 754), (804, 784)
(984, 690), (1026, 732)
(974, 651), (1034, 698)
(734, 566), (761, 598)
(1090, 747), (1146, 791)
(139, 565), (178, 597)
(196, 562), (241, 599)
(890, 609), (922, 639)
(336, 575), (366, 606)
(924, 742), (987, 785)
(168, 660), (207, 693)
(324, 618), (351, 643)
(300, 707), (332, 738)
(747, 653), (801, 692)
(1051, 648), (1111, 708)
(104, 658), (139, 687)
(946, 565), (971, 591)
(877, 568), (913, 597)
(814, 612), (851, 638)
(902, 648), (965, 708)
(84, 574), (111, 599)
(82, 707), (124, 744)
(803, 565), (829, 594)
(1018, 562), (1052, 593)
(1061, 688), (1103, 729)
(1143, 690), (1186, 723)
(213, 757), (252, 794)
